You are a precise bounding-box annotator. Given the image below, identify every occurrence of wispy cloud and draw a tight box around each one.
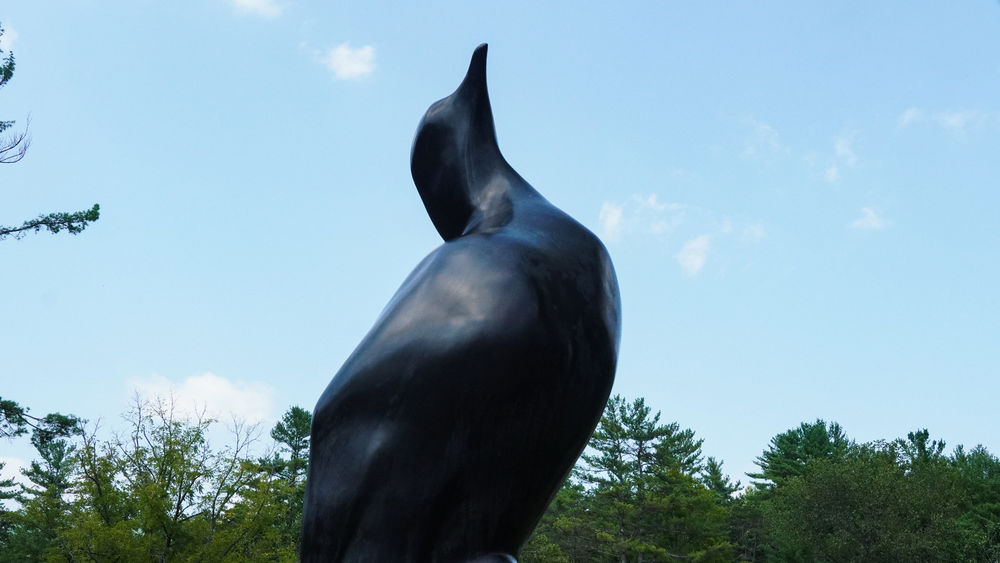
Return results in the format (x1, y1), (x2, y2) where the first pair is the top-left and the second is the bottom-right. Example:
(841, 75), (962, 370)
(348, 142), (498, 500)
(676, 235), (711, 275)
(323, 43), (375, 80)
(230, 0), (282, 18)
(637, 193), (668, 211)
(742, 117), (785, 159)
(824, 133), (858, 184)
(0, 25), (17, 52)
(742, 223), (765, 242)
(898, 107), (925, 128)
(599, 192), (762, 251)
(598, 193), (685, 241)
(824, 165), (840, 183)
(898, 107), (999, 134)
(128, 372), (276, 424)
(598, 202), (624, 241)
(849, 207), (885, 231)
(834, 135), (857, 166)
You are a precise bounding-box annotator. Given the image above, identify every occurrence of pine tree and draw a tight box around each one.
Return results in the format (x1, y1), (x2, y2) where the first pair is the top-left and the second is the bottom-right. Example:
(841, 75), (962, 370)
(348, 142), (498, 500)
(568, 395), (731, 562)
(271, 406), (312, 487)
(748, 419), (850, 488)
(268, 405), (313, 554)
(700, 457), (740, 506)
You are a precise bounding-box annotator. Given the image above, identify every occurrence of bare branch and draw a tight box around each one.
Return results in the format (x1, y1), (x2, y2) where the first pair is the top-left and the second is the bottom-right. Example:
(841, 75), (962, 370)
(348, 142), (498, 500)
(0, 115), (30, 163)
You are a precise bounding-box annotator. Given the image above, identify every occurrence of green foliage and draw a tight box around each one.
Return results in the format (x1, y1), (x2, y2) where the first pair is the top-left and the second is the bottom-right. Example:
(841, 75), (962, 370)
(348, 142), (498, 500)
(748, 419), (850, 489)
(0, 20), (100, 236)
(734, 424), (1000, 562)
(728, 486), (767, 563)
(0, 461), (20, 551)
(896, 428), (947, 467)
(0, 396), (306, 561)
(0, 204), (101, 241)
(0, 397), (83, 444)
(266, 405), (313, 554)
(270, 405), (311, 486)
(762, 443), (965, 561)
(0, 22), (28, 165)
(0, 24), (12, 90)
(528, 395), (732, 562)
(700, 457), (740, 506)
(0, 395), (84, 556)
(953, 444), (1000, 561)
(5, 390), (1000, 562)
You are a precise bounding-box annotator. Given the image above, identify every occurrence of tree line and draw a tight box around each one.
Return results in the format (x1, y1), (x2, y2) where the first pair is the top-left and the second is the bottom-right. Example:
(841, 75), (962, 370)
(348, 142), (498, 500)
(2, 394), (998, 561)
(523, 396), (1000, 562)
(1, 397), (310, 561)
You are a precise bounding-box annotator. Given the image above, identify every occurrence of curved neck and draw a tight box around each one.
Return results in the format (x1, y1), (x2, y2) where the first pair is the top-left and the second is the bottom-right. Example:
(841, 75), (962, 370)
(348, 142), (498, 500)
(412, 44), (538, 240)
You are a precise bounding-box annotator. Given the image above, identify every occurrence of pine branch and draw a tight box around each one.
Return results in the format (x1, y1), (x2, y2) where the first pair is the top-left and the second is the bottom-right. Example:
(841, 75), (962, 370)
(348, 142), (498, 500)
(0, 203), (100, 241)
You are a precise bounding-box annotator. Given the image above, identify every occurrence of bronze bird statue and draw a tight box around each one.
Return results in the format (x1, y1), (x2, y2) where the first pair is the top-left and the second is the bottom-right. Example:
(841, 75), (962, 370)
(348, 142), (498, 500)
(302, 44), (620, 562)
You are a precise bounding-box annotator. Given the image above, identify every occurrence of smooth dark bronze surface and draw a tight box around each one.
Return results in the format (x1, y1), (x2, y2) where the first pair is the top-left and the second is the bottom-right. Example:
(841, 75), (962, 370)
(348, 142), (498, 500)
(302, 44), (621, 562)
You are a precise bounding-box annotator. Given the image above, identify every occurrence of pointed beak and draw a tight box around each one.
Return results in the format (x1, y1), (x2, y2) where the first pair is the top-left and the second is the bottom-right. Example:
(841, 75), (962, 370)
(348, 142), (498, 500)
(458, 43), (488, 96)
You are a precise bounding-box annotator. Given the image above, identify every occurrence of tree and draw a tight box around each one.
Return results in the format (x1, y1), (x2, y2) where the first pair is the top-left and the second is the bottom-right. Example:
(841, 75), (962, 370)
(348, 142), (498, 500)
(0, 24), (27, 164)
(728, 487), (767, 563)
(0, 396), (85, 557)
(738, 423), (995, 561)
(748, 419), (850, 489)
(270, 405), (311, 487)
(896, 428), (946, 468)
(529, 395), (731, 562)
(952, 444), (1000, 561)
(700, 457), (739, 507)
(0, 397), (82, 441)
(763, 443), (965, 561)
(267, 405), (313, 555)
(56, 396), (297, 561)
(0, 22), (99, 241)
(3, 424), (82, 561)
(0, 461), (20, 550)
(0, 204), (102, 241)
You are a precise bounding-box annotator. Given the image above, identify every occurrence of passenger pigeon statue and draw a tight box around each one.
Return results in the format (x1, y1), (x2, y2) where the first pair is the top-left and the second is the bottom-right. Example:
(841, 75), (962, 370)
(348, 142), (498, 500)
(302, 44), (621, 562)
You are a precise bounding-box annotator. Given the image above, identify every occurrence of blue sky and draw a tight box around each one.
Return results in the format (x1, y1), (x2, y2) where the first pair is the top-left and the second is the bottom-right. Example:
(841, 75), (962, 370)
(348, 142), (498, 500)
(2, 1), (999, 486)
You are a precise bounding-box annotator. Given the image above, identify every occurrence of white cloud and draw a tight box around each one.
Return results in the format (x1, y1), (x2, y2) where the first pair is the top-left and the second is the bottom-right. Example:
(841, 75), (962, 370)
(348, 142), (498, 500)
(601, 194), (688, 239)
(231, 0), (282, 18)
(648, 220), (670, 235)
(834, 135), (857, 166)
(638, 193), (668, 211)
(823, 134), (857, 184)
(128, 372), (276, 424)
(323, 43), (375, 80)
(598, 202), (624, 241)
(898, 107), (998, 134)
(850, 207), (885, 231)
(824, 165), (840, 183)
(742, 117), (784, 159)
(676, 235), (711, 275)
(935, 110), (989, 134)
(742, 223), (765, 242)
(898, 107), (925, 128)
(0, 25), (17, 52)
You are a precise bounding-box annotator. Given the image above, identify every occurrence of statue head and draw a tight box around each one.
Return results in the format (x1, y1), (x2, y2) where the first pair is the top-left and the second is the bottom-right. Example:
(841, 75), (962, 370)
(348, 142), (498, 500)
(410, 44), (504, 241)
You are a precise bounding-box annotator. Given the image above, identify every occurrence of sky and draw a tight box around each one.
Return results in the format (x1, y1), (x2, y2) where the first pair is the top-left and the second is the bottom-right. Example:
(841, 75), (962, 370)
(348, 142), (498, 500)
(2, 1), (999, 489)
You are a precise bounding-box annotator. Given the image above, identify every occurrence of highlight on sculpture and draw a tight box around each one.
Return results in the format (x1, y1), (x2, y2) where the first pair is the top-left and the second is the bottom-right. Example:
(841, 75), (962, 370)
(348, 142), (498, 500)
(301, 44), (621, 561)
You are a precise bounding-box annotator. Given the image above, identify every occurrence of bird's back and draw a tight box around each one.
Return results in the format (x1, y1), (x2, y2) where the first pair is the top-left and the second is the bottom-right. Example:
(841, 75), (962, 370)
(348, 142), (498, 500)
(303, 208), (618, 561)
